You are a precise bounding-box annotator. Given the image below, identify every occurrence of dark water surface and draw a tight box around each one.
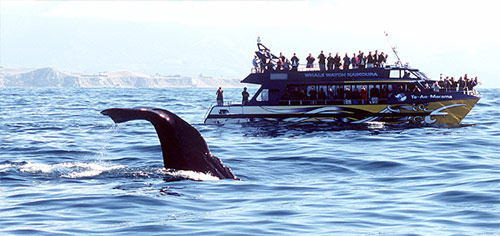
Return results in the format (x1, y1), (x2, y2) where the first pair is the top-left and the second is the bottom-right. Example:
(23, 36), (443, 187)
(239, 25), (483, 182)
(1, 88), (499, 235)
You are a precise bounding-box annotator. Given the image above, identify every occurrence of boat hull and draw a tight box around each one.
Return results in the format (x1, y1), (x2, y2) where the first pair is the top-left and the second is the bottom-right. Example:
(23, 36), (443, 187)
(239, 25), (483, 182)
(204, 98), (479, 126)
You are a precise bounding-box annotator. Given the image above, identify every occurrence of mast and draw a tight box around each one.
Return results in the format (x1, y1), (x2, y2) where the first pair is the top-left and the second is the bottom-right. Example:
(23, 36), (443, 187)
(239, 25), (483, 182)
(384, 32), (404, 67)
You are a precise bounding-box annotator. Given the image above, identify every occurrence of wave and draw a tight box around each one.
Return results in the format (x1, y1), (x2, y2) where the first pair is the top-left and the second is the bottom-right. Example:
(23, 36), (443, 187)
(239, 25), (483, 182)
(18, 161), (126, 178)
(1, 161), (219, 181)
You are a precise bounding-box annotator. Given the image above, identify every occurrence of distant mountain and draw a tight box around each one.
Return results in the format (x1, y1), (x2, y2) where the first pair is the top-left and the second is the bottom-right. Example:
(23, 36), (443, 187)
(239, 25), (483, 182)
(0, 67), (243, 88)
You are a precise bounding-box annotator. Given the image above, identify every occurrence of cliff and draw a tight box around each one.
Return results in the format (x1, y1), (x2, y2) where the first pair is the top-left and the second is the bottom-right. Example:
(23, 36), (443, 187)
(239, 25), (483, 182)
(0, 67), (243, 88)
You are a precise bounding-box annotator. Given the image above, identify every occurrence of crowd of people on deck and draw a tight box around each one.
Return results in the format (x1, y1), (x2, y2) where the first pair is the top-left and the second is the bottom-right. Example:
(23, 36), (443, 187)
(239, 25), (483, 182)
(279, 76), (479, 106)
(253, 50), (389, 72)
(216, 75), (479, 106)
(435, 74), (479, 92)
(215, 53), (480, 106)
(281, 85), (393, 105)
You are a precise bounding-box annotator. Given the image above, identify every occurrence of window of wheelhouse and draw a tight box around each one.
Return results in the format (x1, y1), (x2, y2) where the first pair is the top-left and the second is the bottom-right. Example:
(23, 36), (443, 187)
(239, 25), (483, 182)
(392, 82), (422, 93)
(389, 69), (419, 79)
(256, 89), (268, 101)
(389, 70), (401, 79)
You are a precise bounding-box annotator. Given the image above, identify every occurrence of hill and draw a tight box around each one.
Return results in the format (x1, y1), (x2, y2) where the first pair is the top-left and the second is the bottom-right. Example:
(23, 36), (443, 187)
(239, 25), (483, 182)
(0, 67), (243, 88)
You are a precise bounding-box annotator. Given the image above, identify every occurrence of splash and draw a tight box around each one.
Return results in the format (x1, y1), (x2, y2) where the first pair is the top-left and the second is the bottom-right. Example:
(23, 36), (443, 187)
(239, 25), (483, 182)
(0, 163), (13, 171)
(157, 168), (220, 181)
(10, 161), (219, 181)
(18, 161), (126, 178)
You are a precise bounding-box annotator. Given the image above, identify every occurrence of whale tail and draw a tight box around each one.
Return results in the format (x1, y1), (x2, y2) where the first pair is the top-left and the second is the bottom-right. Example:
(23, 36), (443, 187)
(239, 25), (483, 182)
(101, 108), (238, 180)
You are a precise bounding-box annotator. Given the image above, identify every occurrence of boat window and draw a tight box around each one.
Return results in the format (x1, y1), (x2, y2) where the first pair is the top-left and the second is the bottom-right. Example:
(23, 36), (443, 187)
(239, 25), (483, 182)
(389, 70), (401, 78)
(318, 85), (327, 94)
(327, 85), (335, 99)
(403, 70), (418, 79)
(306, 86), (316, 99)
(368, 84), (375, 97)
(395, 83), (404, 92)
(415, 71), (431, 80)
(257, 89), (269, 101)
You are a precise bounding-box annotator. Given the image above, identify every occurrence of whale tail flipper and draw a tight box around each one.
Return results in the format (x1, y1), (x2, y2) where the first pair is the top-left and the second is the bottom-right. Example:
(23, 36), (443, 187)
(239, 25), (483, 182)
(101, 108), (238, 180)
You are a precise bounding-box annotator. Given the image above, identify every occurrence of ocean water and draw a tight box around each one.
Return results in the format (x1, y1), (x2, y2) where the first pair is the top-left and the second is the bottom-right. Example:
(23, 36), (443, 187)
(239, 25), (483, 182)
(0, 87), (499, 235)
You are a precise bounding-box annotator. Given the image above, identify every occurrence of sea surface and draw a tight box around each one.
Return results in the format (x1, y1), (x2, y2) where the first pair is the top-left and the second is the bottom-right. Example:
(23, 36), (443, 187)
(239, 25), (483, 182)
(0, 87), (499, 235)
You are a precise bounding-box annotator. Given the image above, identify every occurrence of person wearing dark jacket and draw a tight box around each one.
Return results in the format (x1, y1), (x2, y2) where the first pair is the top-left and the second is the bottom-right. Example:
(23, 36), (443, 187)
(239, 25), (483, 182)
(344, 86), (352, 104)
(378, 52), (387, 67)
(309, 87), (318, 100)
(373, 50), (379, 67)
(333, 53), (341, 70)
(306, 53), (315, 68)
(241, 87), (250, 105)
(367, 51), (375, 68)
(318, 51), (326, 71)
(216, 87), (224, 106)
(327, 53), (334, 71)
(351, 53), (358, 69)
(352, 88), (361, 104)
(343, 53), (351, 70)
(370, 86), (380, 104)
(242, 87), (250, 105)
(358, 51), (365, 68)
(291, 53), (299, 71)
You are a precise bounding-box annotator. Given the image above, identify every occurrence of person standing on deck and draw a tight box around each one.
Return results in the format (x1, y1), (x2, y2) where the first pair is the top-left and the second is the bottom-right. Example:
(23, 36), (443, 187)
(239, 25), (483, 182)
(327, 53), (334, 71)
(252, 56), (260, 73)
(333, 53), (342, 70)
(216, 87), (224, 106)
(343, 53), (351, 70)
(291, 53), (299, 71)
(367, 51), (375, 68)
(378, 52), (387, 67)
(306, 53), (315, 68)
(242, 87), (250, 105)
(370, 86), (380, 104)
(358, 51), (365, 68)
(351, 53), (359, 69)
(373, 50), (379, 67)
(360, 86), (368, 104)
(318, 51), (326, 71)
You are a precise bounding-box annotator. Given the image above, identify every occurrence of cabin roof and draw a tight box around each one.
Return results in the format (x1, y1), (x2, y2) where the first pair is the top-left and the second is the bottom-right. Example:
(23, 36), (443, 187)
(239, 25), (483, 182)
(242, 66), (429, 86)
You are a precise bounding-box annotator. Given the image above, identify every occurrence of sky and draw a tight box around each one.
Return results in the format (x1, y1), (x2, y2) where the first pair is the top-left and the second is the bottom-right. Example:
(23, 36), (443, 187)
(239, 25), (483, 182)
(1, 0), (499, 87)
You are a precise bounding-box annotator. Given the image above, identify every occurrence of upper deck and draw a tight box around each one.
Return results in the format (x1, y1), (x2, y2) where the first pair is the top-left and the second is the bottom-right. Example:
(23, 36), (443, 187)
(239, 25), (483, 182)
(234, 40), (478, 107)
(245, 41), (432, 86)
(242, 66), (431, 87)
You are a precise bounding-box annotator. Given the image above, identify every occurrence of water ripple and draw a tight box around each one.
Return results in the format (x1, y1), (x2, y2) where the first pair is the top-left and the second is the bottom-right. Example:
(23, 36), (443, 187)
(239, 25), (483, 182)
(0, 88), (499, 235)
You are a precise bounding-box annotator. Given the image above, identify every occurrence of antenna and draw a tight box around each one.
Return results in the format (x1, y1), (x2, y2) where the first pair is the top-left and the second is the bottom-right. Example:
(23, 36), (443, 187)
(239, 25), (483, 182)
(384, 31), (404, 67)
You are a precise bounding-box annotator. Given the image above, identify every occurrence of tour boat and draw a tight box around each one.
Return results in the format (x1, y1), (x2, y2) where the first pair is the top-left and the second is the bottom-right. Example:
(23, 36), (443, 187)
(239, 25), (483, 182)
(204, 41), (480, 126)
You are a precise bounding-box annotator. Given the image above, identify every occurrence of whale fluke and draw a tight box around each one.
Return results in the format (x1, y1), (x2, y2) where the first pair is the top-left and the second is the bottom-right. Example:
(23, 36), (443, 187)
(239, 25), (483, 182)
(101, 108), (238, 180)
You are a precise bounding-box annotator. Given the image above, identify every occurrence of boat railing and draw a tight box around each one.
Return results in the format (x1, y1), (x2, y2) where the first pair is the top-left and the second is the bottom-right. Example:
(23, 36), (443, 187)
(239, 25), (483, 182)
(216, 100), (247, 106)
(204, 103), (215, 119)
(278, 98), (389, 106)
(224, 100), (233, 106)
(438, 88), (479, 95)
(252, 63), (388, 74)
